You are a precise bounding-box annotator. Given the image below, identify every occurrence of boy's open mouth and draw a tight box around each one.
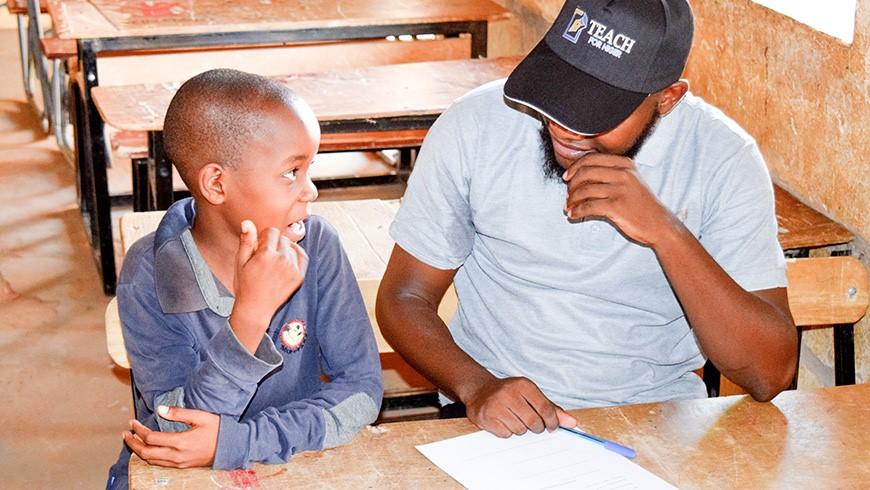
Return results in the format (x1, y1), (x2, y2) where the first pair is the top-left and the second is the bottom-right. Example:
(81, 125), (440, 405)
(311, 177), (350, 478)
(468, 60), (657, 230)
(288, 220), (306, 241)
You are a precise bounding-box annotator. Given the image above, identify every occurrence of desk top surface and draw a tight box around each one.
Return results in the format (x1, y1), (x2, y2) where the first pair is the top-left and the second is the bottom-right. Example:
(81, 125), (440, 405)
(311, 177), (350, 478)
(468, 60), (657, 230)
(48, 0), (510, 40)
(775, 186), (853, 250)
(129, 383), (870, 489)
(92, 56), (520, 131)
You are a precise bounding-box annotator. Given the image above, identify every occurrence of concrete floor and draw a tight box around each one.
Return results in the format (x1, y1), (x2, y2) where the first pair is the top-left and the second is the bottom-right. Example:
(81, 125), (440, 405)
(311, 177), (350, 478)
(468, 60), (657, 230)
(0, 24), (132, 488)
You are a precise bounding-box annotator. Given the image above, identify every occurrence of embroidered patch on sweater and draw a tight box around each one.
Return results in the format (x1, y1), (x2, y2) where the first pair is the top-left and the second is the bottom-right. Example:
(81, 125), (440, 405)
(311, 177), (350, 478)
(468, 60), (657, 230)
(278, 320), (307, 353)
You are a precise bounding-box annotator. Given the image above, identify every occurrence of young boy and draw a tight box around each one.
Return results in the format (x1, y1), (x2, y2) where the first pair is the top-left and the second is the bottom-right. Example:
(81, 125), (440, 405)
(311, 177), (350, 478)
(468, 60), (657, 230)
(107, 69), (383, 488)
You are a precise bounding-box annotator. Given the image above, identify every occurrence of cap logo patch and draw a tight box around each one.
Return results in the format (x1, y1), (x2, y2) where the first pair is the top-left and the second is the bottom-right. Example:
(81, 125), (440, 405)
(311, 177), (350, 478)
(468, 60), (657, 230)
(586, 20), (637, 58)
(562, 6), (637, 59)
(562, 8), (589, 44)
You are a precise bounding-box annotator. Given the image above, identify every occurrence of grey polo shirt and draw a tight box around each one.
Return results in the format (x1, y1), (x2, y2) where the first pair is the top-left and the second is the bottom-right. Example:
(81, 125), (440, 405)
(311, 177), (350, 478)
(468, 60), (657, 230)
(391, 80), (787, 408)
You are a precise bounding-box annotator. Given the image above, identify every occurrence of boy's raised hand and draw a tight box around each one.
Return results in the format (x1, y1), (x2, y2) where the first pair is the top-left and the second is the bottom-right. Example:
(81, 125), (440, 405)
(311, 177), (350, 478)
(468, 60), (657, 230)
(231, 220), (309, 354)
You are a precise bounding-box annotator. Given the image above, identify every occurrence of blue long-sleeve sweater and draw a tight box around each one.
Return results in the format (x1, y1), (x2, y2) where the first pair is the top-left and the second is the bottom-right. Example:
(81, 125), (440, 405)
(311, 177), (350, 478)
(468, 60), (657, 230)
(108, 198), (382, 488)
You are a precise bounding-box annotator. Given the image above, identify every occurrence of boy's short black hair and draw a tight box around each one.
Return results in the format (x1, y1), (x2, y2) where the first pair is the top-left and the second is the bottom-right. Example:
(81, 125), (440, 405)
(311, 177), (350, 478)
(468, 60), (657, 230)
(163, 69), (298, 189)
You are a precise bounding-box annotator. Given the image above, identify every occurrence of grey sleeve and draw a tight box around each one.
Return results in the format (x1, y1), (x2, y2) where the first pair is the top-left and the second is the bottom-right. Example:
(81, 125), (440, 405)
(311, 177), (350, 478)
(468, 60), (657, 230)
(390, 101), (477, 270)
(699, 143), (788, 291)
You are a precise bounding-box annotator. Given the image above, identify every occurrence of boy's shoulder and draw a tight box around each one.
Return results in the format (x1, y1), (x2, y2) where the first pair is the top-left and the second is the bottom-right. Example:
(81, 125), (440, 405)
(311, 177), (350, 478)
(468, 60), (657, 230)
(118, 232), (158, 289)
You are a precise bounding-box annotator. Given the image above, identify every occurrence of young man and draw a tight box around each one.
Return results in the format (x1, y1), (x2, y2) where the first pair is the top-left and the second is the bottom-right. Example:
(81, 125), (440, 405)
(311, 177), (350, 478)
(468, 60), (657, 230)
(108, 69), (382, 487)
(377, 0), (797, 438)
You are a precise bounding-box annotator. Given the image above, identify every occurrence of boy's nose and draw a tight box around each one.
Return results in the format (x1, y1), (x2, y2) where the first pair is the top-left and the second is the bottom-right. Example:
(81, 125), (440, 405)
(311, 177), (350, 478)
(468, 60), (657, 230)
(301, 175), (318, 202)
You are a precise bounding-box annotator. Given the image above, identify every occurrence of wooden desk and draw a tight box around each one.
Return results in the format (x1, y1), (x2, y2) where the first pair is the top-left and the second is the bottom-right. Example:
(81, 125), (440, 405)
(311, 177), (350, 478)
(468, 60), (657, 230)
(775, 185), (854, 251)
(95, 56), (518, 208)
(48, 0), (510, 294)
(128, 384), (870, 489)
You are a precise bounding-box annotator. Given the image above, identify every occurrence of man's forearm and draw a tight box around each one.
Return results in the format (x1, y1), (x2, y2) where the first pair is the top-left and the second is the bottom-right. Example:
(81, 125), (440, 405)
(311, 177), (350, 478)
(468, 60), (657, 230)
(376, 291), (495, 403)
(652, 223), (797, 400)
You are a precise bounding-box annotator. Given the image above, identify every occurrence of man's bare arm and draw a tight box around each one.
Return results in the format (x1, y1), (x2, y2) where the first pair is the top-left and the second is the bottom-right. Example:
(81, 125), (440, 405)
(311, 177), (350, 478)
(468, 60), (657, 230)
(376, 245), (575, 437)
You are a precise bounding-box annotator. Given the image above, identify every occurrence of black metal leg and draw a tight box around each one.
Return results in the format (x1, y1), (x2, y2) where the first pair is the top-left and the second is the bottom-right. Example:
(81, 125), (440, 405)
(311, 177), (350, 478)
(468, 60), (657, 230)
(79, 41), (116, 295)
(702, 360), (720, 397)
(148, 131), (174, 211)
(789, 329), (804, 390)
(132, 157), (149, 212)
(469, 21), (488, 58)
(829, 248), (856, 385)
(833, 324), (856, 386)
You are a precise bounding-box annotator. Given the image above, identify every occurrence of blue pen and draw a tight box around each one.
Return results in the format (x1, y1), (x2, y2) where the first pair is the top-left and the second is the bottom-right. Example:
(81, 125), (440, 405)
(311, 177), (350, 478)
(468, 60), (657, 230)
(559, 426), (637, 459)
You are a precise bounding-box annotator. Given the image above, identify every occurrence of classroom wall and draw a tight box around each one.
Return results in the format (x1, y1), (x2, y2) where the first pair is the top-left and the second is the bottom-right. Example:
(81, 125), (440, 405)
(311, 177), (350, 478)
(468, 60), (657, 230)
(490, 0), (870, 386)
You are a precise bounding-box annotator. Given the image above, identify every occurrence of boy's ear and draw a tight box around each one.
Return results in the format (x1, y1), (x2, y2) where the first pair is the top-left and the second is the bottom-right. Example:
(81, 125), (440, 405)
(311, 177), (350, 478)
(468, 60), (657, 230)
(656, 79), (689, 117)
(198, 163), (228, 205)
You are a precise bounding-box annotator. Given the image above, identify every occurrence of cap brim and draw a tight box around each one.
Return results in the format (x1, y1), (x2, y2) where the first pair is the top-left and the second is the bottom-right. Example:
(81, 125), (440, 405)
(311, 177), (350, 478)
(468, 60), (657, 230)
(504, 40), (647, 135)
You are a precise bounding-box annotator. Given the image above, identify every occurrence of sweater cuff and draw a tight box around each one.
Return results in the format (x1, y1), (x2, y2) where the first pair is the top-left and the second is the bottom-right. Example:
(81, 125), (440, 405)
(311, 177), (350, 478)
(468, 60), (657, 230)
(207, 322), (282, 383)
(214, 414), (251, 470)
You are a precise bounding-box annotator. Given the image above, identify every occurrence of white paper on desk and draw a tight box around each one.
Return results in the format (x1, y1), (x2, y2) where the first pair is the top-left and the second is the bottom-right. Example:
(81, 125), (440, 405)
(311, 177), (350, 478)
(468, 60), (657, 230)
(416, 429), (675, 490)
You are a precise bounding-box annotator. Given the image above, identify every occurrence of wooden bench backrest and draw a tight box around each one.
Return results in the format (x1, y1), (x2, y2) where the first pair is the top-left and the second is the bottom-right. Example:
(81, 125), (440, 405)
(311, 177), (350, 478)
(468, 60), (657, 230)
(786, 256), (869, 326)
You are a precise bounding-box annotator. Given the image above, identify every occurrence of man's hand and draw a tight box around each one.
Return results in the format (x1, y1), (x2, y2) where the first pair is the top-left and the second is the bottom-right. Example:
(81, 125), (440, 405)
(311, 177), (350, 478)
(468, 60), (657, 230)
(463, 377), (577, 438)
(231, 220), (309, 352)
(123, 406), (219, 469)
(563, 153), (680, 247)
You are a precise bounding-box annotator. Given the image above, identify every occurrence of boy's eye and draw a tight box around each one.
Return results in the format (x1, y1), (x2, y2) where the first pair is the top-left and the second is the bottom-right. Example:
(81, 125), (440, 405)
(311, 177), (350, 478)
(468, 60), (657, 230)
(282, 169), (298, 182)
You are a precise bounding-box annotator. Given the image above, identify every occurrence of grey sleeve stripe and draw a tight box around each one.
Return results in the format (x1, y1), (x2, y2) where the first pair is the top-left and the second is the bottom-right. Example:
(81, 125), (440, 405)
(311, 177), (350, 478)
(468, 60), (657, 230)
(154, 387), (191, 432)
(320, 392), (379, 449)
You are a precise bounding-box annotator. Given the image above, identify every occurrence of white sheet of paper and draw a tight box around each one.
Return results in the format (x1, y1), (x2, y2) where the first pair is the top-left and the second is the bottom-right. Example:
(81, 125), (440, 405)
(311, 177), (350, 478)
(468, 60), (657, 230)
(416, 429), (675, 490)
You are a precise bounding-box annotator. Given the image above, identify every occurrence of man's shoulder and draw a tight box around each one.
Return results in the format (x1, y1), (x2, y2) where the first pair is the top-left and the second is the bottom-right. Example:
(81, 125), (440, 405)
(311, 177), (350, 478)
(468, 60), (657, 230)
(448, 78), (514, 116)
(676, 93), (756, 147)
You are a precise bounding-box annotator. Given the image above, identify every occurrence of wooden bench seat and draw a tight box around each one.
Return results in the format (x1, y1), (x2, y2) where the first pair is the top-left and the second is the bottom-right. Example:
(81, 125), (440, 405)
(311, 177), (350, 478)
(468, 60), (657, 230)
(40, 36), (77, 60)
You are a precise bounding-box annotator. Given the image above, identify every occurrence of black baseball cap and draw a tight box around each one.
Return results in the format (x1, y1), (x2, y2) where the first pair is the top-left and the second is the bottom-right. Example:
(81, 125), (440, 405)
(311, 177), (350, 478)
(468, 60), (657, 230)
(504, 0), (694, 135)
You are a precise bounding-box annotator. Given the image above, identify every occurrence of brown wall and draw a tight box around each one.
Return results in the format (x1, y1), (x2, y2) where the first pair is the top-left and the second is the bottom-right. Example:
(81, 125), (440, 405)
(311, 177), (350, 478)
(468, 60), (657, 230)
(490, 0), (870, 386)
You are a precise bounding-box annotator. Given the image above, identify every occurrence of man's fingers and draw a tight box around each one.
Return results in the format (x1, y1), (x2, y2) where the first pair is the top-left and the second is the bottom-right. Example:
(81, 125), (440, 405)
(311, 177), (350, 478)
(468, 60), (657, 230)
(236, 220), (257, 267)
(565, 183), (615, 211)
(508, 402), (546, 434)
(519, 387), (561, 432)
(566, 198), (610, 222)
(556, 408), (577, 428)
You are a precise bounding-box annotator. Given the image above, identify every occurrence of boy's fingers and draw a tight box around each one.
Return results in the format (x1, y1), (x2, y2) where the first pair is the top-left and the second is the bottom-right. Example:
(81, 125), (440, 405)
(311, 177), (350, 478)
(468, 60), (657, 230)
(289, 241), (309, 272)
(157, 405), (211, 427)
(236, 220), (257, 266)
(278, 235), (292, 257)
(264, 227), (280, 252)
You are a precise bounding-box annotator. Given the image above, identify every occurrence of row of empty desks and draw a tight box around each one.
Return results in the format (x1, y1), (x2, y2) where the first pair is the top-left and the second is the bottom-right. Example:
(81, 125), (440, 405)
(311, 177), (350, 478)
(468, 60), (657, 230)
(88, 56), (519, 293)
(128, 383), (870, 489)
(45, 0), (511, 294)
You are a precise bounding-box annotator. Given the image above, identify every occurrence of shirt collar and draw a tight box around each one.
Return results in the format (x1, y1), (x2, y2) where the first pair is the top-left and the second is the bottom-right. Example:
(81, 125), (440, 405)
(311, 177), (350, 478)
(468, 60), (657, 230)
(153, 198), (234, 316)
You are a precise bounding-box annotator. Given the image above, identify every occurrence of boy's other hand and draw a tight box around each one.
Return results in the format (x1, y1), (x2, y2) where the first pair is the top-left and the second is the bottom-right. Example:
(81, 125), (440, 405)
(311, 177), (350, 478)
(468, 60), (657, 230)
(463, 376), (577, 438)
(231, 220), (309, 353)
(123, 405), (219, 469)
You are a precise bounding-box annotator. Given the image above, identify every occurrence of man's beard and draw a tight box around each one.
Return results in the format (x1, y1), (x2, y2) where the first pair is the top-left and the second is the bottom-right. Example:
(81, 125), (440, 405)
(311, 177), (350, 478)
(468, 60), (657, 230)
(538, 113), (661, 181)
